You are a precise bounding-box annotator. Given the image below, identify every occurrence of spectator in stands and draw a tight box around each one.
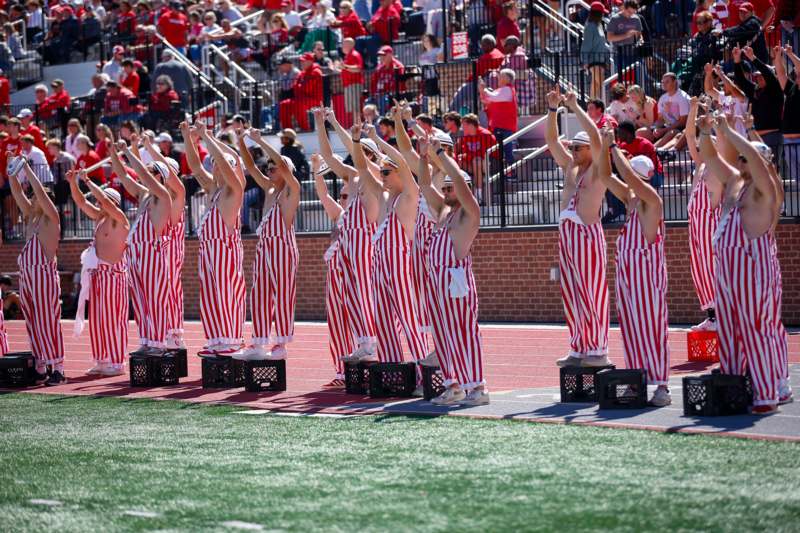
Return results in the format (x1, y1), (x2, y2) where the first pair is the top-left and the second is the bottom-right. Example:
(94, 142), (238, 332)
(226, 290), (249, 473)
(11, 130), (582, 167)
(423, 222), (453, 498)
(253, 12), (289, 69)
(281, 0), (304, 38)
(331, 1), (367, 40)
(497, 1), (521, 46)
(74, 134), (105, 184)
(777, 0), (800, 50)
(25, 0), (45, 44)
(312, 40), (334, 70)
(17, 109), (45, 154)
(276, 56), (301, 94)
(213, 18), (252, 65)
(279, 52), (323, 131)
(776, 45), (800, 141)
(136, 2), (154, 27)
(362, 103), (379, 125)
(580, 2), (612, 100)
(734, 44), (785, 155)
(95, 124), (112, 160)
(2, 118), (22, 158)
(151, 50), (193, 100)
(450, 34), (504, 116)
(627, 84), (658, 128)
(158, 0), (189, 54)
(278, 127), (310, 181)
(368, 0), (401, 47)
(101, 79), (139, 127)
(637, 72), (690, 149)
(20, 134), (53, 186)
(704, 63), (749, 135)
(33, 83), (48, 111)
(4, 23), (28, 61)
(79, 8), (103, 58)
(307, 0), (337, 34)
(46, 138), (75, 206)
(456, 113), (495, 203)
(0, 30), (12, 73)
(0, 69), (9, 113)
(607, 0), (643, 79)
(480, 68), (517, 174)
(64, 118), (84, 159)
(219, 0), (243, 23)
(727, 0), (775, 28)
(378, 116), (397, 144)
(370, 45), (405, 114)
(607, 84), (640, 124)
(102, 45), (126, 83)
(443, 111), (462, 143)
(586, 99), (618, 129)
(121, 59), (141, 96)
(724, 2), (769, 63)
(44, 6), (79, 64)
(686, 11), (723, 96)
(155, 131), (181, 161)
(616, 120), (663, 187)
(500, 36), (535, 110)
(116, 0), (138, 40)
(338, 37), (364, 124)
(143, 74), (179, 131)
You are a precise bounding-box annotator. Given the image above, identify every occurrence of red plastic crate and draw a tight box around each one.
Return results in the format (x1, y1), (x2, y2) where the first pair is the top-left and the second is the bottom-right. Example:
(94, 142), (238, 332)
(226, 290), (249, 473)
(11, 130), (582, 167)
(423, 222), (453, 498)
(687, 330), (720, 363)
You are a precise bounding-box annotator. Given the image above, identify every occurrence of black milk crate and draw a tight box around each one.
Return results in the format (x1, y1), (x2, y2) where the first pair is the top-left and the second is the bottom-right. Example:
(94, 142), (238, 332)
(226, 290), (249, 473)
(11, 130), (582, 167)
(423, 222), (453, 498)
(201, 355), (245, 389)
(344, 361), (375, 394)
(683, 370), (753, 416)
(0, 352), (36, 387)
(597, 369), (647, 409)
(167, 348), (188, 378)
(421, 365), (445, 401)
(369, 362), (416, 398)
(244, 359), (287, 392)
(559, 364), (616, 403)
(129, 353), (180, 387)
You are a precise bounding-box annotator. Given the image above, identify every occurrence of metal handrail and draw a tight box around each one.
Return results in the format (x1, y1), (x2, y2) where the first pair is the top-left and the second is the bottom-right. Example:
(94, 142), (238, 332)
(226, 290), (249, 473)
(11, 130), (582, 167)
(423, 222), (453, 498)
(485, 110), (563, 163)
(10, 19), (27, 51)
(540, 0), (584, 35)
(231, 8), (265, 27)
(207, 44), (257, 84)
(531, 2), (581, 41)
(486, 135), (565, 184)
(153, 32), (229, 103)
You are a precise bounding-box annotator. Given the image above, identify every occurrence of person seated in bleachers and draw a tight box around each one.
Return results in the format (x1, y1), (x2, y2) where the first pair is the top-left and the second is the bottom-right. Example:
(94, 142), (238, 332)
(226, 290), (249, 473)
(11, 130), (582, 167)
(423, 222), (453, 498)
(278, 127), (310, 181)
(25, 0), (45, 44)
(364, 0), (402, 64)
(587, 99), (619, 129)
(121, 59), (141, 97)
(101, 79), (140, 127)
(143, 74), (180, 131)
(637, 72), (690, 150)
(369, 45), (405, 115)
(20, 134), (53, 187)
(496, 1), (521, 46)
(456, 113), (495, 203)
(331, 1), (367, 40)
(74, 134), (105, 185)
(79, 7), (103, 58)
(500, 35), (535, 112)
(449, 34), (504, 118)
(279, 52), (323, 131)
(252, 12), (290, 69)
(607, 84), (641, 125)
(115, 0), (138, 43)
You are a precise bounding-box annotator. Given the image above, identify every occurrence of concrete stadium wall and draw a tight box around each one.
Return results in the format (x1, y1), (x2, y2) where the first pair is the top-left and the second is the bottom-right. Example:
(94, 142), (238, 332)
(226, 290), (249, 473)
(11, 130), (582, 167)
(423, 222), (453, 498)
(2, 222), (800, 326)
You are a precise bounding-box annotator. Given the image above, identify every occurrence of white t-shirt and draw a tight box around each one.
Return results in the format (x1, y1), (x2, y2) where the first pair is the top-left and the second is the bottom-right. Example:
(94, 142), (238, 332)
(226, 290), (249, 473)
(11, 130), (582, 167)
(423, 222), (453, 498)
(658, 89), (690, 127)
(718, 94), (749, 136)
(23, 146), (53, 184)
(608, 98), (641, 125)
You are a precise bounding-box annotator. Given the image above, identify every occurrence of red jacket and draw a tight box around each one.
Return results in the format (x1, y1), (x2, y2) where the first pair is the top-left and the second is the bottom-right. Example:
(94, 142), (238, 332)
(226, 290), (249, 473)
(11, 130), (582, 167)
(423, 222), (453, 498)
(117, 10), (137, 34)
(149, 89), (180, 113)
(37, 89), (71, 120)
(474, 48), (505, 79)
(292, 64), (324, 103)
(157, 9), (189, 47)
(619, 137), (663, 175)
(370, 57), (405, 95)
(77, 150), (105, 184)
(496, 17), (521, 43)
(22, 124), (47, 156)
(369, 4), (400, 43)
(486, 87), (518, 132)
(0, 77), (10, 112)
(341, 48), (364, 87)
(337, 11), (367, 39)
(104, 87), (138, 115)
(122, 71), (140, 97)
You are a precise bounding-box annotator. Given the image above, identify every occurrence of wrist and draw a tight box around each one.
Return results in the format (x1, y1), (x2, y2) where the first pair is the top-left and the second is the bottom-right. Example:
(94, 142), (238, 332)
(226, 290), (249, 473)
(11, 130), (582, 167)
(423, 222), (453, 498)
(352, 138), (360, 143)
(610, 143), (617, 149)
(548, 107), (559, 113)
(436, 148), (444, 155)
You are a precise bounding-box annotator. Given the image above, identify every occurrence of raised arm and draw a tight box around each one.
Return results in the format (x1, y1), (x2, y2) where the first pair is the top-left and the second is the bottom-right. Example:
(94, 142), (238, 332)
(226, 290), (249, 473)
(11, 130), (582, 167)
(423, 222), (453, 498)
(365, 123), (417, 196)
(248, 128), (300, 197)
(108, 145), (148, 199)
(121, 143), (172, 203)
(200, 125), (243, 195)
(715, 115), (776, 198)
(416, 134), (444, 216)
(565, 90), (601, 159)
(597, 128), (631, 203)
(686, 96), (701, 164)
(311, 153), (344, 221)
(180, 120), (214, 191)
(610, 143), (661, 210)
(544, 88), (572, 169)
(703, 62), (721, 100)
(66, 169), (101, 220)
(315, 107), (357, 179)
(237, 130), (274, 191)
(7, 155), (32, 220)
(326, 108), (355, 153)
(142, 134), (185, 200)
(350, 121), (382, 195)
(22, 162), (59, 224)
(773, 45), (788, 90)
(429, 137), (479, 220)
(697, 114), (737, 185)
(392, 101), (421, 173)
(81, 171), (128, 224)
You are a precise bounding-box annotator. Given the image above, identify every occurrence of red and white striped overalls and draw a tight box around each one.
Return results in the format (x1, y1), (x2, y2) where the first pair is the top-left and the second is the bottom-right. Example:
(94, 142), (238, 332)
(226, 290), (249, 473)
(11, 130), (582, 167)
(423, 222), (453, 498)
(412, 195), (436, 333)
(371, 195), (426, 363)
(615, 206), (670, 385)
(18, 224), (64, 367)
(337, 194), (376, 346)
(558, 169), (609, 358)
(325, 216), (354, 378)
(714, 184), (782, 406)
(165, 212), (185, 346)
(426, 212), (484, 390)
(88, 228), (129, 366)
(687, 172), (720, 311)
(198, 188), (246, 348)
(0, 290), (9, 355)
(127, 197), (171, 348)
(251, 189), (299, 346)
(768, 233), (790, 394)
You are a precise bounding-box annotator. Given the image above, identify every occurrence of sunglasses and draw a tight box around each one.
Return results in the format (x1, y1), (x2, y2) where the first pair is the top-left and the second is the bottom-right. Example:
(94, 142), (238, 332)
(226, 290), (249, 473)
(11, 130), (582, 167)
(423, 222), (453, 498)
(442, 185), (453, 192)
(569, 144), (588, 152)
(380, 168), (393, 176)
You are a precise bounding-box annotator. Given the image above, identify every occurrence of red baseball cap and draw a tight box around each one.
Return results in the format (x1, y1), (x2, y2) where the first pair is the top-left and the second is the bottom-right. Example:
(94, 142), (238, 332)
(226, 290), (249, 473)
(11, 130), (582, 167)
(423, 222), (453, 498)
(377, 45), (393, 55)
(113, 45), (125, 54)
(590, 1), (609, 13)
(738, 1), (754, 10)
(300, 52), (314, 62)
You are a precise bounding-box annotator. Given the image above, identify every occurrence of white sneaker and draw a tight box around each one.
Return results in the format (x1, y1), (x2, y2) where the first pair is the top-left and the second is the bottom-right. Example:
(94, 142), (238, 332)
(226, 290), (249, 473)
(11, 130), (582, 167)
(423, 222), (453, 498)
(235, 345), (269, 361)
(100, 365), (125, 377)
(418, 351), (440, 368)
(582, 355), (611, 367)
(341, 344), (377, 363)
(412, 385), (424, 397)
(691, 318), (717, 332)
(556, 355), (583, 368)
(86, 362), (106, 375)
(266, 345), (287, 360)
(430, 387), (466, 405)
(779, 383), (794, 405)
(460, 388), (490, 406)
(650, 387), (672, 407)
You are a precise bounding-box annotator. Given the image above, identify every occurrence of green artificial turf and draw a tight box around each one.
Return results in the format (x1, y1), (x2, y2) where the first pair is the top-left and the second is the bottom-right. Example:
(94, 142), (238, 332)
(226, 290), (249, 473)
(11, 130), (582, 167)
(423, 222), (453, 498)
(0, 394), (799, 532)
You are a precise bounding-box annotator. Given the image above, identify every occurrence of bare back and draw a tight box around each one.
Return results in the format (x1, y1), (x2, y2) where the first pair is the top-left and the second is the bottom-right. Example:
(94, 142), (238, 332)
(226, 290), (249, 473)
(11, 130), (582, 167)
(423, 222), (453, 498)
(25, 214), (60, 262)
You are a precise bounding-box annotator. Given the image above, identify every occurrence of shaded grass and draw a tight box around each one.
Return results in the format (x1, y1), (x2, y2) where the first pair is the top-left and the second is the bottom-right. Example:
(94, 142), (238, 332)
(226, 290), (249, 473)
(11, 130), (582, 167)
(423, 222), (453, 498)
(0, 393), (799, 532)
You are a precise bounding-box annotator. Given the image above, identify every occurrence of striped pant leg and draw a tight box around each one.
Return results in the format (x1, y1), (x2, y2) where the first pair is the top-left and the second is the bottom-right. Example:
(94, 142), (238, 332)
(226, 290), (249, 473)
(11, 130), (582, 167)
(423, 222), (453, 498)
(372, 252), (404, 363)
(736, 246), (780, 406)
(715, 251), (745, 376)
(326, 260), (354, 377)
(425, 271), (455, 386)
(771, 258), (789, 388)
(411, 240), (429, 332)
(558, 221), (609, 357)
(616, 252), (670, 386)
(688, 210), (717, 310)
(199, 240), (245, 346)
(19, 265), (64, 367)
(127, 250), (149, 345)
(272, 238), (298, 344)
(340, 232), (377, 344)
(388, 249), (427, 362)
(250, 238), (275, 345)
(141, 243), (171, 348)
(89, 266), (129, 366)
(166, 240), (185, 342)
(0, 311), (7, 355)
(432, 264), (484, 391)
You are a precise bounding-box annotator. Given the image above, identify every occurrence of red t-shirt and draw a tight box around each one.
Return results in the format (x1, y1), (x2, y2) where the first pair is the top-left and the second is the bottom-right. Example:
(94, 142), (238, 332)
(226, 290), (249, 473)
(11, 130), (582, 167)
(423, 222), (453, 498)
(149, 89), (180, 113)
(180, 143), (208, 176)
(496, 17), (521, 44)
(117, 11), (137, 34)
(38, 89), (71, 120)
(337, 11), (367, 39)
(157, 9), (189, 48)
(474, 48), (505, 79)
(122, 70), (140, 96)
(77, 150), (105, 184)
(370, 57), (405, 95)
(595, 113), (618, 130)
(369, 5), (400, 43)
(104, 87), (137, 115)
(96, 138), (109, 160)
(0, 77), (10, 111)
(0, 135), (21, 178)
(457, 126), (496, 165)
(341, 48), (365, 87)
(619, 137), (663, 175)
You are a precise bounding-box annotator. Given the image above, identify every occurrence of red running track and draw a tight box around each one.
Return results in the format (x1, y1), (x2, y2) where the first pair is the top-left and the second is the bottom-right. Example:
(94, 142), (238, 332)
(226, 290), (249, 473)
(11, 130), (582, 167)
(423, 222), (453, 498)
(4, 320), (798, 414)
